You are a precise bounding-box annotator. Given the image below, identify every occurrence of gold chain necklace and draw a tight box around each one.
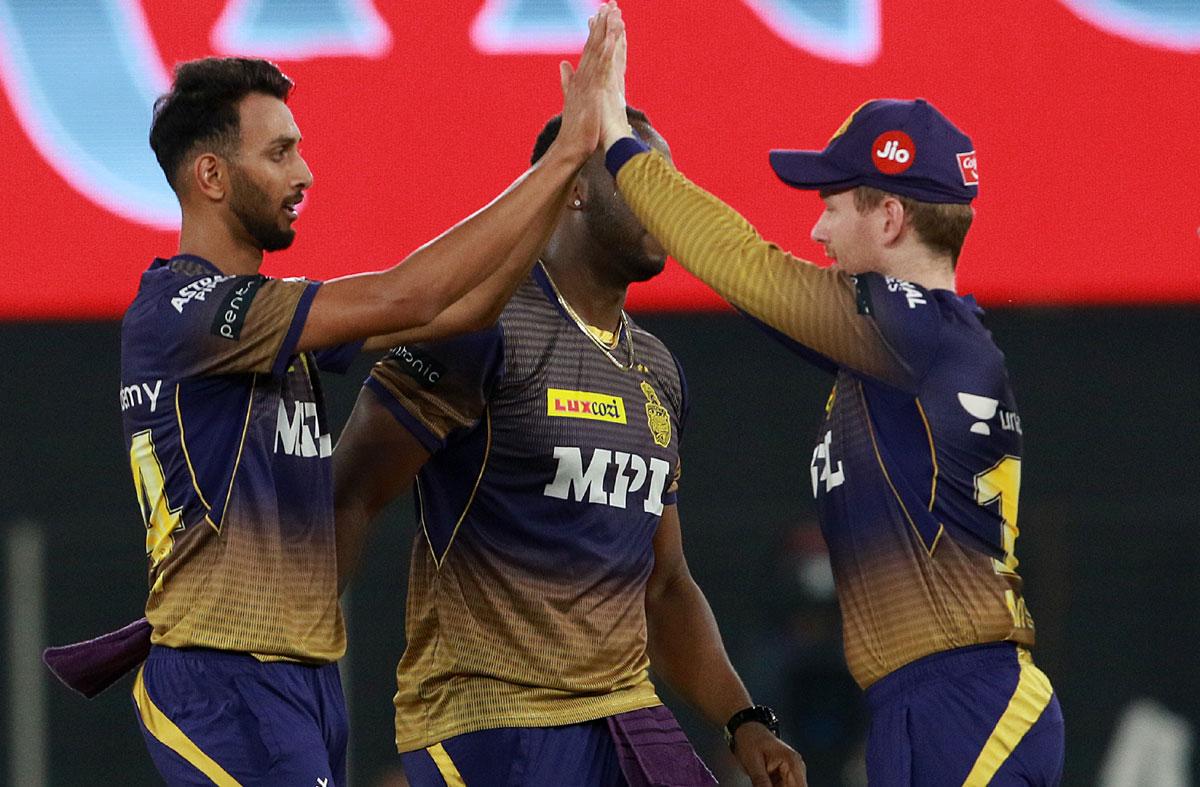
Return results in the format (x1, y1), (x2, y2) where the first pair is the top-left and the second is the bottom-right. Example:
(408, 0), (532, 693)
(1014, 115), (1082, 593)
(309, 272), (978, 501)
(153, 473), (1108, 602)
(539, 261), (635, 370)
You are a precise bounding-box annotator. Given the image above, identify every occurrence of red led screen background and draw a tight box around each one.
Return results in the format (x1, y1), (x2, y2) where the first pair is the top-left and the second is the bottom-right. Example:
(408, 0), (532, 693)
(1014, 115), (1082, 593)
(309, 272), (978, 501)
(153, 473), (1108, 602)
(2, 0), (1197, 320)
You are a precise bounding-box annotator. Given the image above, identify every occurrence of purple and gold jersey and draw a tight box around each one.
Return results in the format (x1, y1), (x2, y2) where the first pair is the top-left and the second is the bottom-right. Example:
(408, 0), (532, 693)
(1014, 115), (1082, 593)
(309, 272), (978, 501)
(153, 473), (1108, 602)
(613, 152), (1035, 688)
(120, 255), (356, 663)
(366, 266), (686, 751)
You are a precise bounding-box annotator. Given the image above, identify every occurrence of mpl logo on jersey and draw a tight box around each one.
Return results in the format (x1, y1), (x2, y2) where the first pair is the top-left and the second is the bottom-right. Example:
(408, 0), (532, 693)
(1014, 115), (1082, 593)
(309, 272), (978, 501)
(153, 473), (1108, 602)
(274, 400), (332, 458)
(872, 131), (915, 174)
(547, 389), (627, 424)
(957, 151), (979, 186)
(543, 446), (672, 515)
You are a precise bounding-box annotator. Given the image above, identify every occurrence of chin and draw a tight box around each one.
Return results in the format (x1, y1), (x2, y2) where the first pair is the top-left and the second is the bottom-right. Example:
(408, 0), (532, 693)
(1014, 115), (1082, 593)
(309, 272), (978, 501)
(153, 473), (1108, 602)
(628, 254), (667, 283)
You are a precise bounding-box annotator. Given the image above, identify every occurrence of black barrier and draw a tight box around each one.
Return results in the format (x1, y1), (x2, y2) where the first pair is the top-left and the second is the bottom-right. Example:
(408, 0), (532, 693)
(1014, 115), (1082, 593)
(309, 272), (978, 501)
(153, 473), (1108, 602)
(2, 309), (1197, 785)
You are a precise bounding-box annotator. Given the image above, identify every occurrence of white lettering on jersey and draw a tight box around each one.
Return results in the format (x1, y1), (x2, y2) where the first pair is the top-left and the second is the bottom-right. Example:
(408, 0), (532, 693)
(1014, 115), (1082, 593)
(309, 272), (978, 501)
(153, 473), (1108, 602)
(543, 446), (671, 515)
(120, 380), (163, 412)
(274, 400), (332, 458)
(810, 430), (845, 497)
(885, 276), (927, 309)
(957, 392), (1022, 436)
(171, 276), (231, 313)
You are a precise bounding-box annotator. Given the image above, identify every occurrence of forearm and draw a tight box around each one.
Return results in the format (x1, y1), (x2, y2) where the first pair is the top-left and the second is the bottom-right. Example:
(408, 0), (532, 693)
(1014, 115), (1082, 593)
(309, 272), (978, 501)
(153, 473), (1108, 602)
(646, 575), (753, 728)
(301, 145), (583, 351)
(383, 143), (577, 306)
(334, 497), (372, 595)
(609, 148), (898, 377)
(362, 188), (564, 351)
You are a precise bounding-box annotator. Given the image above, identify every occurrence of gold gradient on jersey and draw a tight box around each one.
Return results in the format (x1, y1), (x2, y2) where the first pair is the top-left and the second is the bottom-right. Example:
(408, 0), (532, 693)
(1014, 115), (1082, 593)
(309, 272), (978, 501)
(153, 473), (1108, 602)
(129, 265), (344, 662)
(393, 529), (661, 750)
(614, 153), (1036, 688)
(147, 501), (344, 663)
(370, 279), (681, 751)
(186, 278), (308, 377)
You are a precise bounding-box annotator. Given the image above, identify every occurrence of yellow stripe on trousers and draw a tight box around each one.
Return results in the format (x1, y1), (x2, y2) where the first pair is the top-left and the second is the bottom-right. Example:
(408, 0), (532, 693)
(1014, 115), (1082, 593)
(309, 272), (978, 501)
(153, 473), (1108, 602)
(428, 742), (467, 787)
(132, 666), (242, 786)
(963, 649), (1054, 785)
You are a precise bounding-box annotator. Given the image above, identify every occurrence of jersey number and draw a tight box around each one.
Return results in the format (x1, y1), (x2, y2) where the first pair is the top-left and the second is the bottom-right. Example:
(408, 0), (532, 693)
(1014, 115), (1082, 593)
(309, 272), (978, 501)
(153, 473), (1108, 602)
(974, 455), (1020, 573)
(975, 456), (1033, 629)
(129, 430), (184, 568)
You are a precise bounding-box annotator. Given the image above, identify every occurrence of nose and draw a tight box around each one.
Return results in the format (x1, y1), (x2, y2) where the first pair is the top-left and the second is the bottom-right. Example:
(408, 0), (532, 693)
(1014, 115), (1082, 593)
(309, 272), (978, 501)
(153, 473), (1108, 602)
(295, 154), (314, 191)
(810, 212), (829, 244)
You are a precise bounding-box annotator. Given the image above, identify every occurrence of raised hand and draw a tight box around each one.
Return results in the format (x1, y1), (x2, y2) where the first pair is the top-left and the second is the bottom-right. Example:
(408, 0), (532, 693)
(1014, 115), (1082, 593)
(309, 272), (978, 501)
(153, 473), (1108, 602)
(599, 15), (634, 151)
(553, 1), (625, 164)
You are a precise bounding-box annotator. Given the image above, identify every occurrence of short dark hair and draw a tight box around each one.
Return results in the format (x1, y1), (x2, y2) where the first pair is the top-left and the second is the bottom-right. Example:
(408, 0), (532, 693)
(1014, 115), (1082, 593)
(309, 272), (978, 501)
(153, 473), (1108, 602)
(852, 185), (974, 267)
(149, 57), (293, 191)
(530, 106), (651, 165)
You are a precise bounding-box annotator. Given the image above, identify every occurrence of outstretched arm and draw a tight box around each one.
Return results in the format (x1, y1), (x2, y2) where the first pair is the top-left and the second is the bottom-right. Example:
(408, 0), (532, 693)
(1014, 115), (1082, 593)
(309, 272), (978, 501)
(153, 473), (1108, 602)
(595, 34), (910, 388)
(299, 2), (627, 353)
(646, 506), (807, 787)
(333, 386), (431, 593)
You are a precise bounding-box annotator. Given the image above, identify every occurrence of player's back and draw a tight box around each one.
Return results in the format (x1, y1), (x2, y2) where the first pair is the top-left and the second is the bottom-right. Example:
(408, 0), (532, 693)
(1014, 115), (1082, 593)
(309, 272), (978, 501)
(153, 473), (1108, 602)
(120, 254), (348, 662)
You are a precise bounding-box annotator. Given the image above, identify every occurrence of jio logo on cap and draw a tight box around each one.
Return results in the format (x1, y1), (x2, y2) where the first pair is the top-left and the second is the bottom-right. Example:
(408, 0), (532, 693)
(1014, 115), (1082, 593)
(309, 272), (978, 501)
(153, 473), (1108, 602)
(872, 131), (915, 174)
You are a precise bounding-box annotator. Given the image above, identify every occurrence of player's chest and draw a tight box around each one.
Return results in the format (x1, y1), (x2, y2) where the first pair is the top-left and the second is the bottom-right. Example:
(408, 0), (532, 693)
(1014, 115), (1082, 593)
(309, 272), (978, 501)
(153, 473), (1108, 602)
(256, 358), (332, 461)
(484, 336), (680, 505)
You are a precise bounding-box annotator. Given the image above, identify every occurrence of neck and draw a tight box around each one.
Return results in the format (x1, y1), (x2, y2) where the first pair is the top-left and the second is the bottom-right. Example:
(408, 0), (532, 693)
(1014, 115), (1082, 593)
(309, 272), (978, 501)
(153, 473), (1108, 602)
(541, 233), (629, 333)
(178, 213), (264, 276)
(880, 246), (957, 293)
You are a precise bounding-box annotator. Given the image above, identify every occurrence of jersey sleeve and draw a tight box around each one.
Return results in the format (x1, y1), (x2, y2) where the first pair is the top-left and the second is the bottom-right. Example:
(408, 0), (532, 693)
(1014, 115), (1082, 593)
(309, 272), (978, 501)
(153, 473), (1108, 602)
(613, 150), (941, 391)
(156, 273), (318, 378)
(311, 340), (365, 374)
(364, 325), (505, 453)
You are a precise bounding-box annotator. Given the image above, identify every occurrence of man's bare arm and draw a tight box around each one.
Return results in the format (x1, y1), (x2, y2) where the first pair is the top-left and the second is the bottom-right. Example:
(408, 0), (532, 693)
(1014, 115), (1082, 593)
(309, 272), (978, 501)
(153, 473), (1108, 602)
(333, 388), (430, 593)
(300, 2), (625, 353)
(646, 506), (807, 787)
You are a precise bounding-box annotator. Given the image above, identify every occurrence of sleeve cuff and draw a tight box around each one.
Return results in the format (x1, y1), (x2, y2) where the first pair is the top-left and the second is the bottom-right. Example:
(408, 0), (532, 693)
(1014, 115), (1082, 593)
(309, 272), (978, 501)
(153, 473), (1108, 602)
(363, 377), (445, 455)
(272, 281), (321, 377)
(605, 137), (651, 177)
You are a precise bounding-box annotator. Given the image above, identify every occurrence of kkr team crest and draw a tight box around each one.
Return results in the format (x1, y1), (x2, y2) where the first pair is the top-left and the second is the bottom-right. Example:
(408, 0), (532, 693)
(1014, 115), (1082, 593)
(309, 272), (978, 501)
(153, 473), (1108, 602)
(641, 381), (670, 448)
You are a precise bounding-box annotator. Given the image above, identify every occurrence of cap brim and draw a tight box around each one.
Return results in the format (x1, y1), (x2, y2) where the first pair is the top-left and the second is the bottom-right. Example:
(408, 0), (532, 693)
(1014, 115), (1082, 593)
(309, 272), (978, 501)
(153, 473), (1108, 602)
(769, 149), (856, 191)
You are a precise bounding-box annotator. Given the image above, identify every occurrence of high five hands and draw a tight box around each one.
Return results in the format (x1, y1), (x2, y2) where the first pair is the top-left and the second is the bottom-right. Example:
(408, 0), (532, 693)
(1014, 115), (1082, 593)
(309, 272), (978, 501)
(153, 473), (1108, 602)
(555, 1), (625, 164)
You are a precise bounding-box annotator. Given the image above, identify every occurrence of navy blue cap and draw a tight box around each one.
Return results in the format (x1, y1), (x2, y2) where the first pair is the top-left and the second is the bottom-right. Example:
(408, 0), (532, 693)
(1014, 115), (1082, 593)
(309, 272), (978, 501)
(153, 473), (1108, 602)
(769, 99), (978, 204)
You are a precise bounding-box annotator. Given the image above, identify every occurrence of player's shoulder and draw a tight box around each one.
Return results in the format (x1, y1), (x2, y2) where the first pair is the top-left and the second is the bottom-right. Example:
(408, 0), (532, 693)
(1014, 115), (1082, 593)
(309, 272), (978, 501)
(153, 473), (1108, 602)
(626, 316), (686, 411)
(626, 316), (676, 369)
(126, 256), (237, 320)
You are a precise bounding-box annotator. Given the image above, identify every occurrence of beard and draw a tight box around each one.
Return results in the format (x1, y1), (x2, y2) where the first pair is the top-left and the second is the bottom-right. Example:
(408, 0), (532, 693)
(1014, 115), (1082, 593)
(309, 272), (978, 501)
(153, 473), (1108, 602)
(228, 165), (296, 252)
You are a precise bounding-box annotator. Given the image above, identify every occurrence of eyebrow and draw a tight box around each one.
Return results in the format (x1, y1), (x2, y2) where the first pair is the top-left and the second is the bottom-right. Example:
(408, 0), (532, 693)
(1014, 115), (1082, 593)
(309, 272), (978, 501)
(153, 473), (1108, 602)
(264, 135), (300, 149)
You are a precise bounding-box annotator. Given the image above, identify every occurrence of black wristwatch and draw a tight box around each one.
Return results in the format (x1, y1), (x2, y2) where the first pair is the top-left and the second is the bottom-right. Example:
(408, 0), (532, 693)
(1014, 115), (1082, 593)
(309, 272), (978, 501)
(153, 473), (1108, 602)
(724, 705), (780, 751)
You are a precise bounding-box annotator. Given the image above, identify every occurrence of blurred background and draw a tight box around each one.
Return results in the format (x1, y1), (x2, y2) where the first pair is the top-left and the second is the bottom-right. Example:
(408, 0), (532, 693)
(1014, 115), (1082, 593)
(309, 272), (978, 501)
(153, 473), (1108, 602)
(2, 1), (1197, 784)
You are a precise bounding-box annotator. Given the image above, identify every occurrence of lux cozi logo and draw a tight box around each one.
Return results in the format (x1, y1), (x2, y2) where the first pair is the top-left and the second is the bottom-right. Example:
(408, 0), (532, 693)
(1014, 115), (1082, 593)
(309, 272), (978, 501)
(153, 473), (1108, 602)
(547, 388), (626, 424)
(544, 447), (671, 516)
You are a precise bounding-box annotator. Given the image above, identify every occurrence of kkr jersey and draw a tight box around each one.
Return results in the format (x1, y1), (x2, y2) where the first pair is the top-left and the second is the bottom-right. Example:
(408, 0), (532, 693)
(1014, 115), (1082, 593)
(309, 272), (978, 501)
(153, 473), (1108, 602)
(120, 255), (356, 663)
(366, 266), (685, 751)
(614, 151), (1035, 688)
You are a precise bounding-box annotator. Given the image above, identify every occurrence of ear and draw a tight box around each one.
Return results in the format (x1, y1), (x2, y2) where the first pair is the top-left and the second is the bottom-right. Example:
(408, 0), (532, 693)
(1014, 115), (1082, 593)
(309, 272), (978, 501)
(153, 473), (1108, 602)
(879, 196), (907, 245)
(192, 153), (228, 202)
(568, 174), (589, 211)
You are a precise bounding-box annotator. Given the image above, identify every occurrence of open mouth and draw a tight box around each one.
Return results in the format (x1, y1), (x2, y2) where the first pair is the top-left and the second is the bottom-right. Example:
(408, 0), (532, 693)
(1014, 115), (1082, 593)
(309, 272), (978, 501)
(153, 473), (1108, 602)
(283, 194), (303, 220)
